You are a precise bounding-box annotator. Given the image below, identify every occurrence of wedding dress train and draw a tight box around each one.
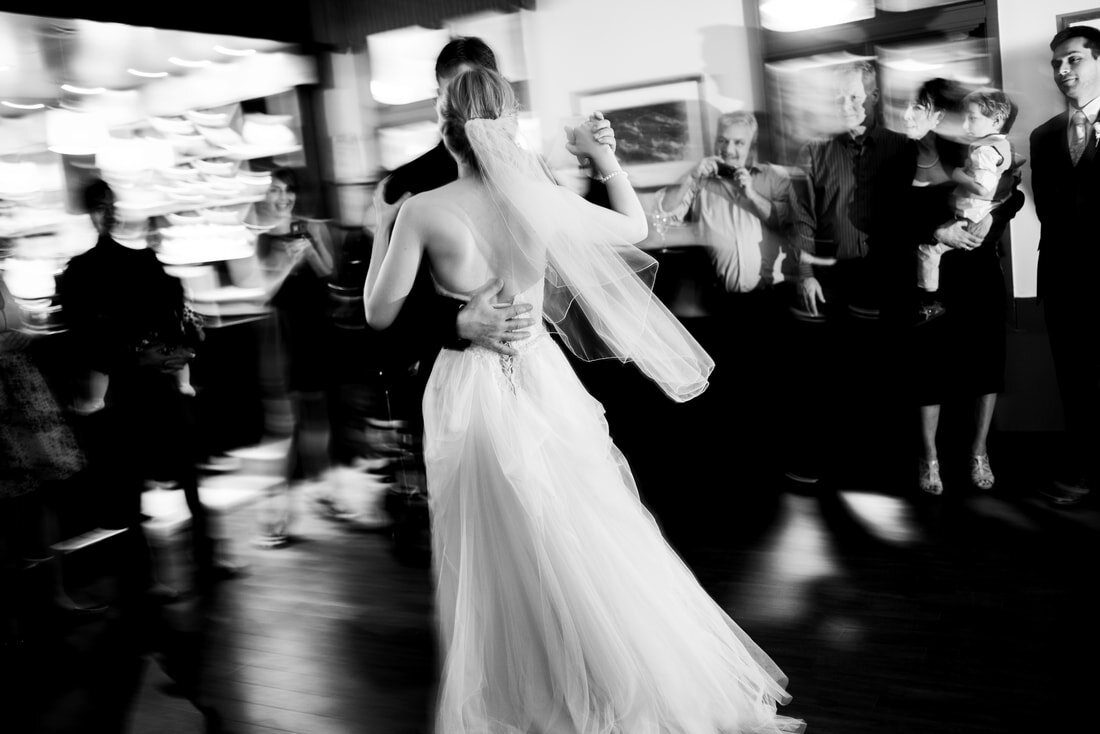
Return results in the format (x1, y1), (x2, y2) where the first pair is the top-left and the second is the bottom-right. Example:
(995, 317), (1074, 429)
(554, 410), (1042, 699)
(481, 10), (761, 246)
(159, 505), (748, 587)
(424, 279), (804, 734)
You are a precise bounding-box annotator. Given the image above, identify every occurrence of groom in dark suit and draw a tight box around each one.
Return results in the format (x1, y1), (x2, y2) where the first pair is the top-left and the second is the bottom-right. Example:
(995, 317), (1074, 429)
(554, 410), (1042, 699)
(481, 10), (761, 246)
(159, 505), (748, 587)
(1031, 25), (1100, 505)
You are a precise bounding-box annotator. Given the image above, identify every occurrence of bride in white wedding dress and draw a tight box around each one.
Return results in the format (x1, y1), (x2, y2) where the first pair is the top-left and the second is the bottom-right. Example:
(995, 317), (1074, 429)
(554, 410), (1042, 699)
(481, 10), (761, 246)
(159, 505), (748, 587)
(364, 67), (804, 734)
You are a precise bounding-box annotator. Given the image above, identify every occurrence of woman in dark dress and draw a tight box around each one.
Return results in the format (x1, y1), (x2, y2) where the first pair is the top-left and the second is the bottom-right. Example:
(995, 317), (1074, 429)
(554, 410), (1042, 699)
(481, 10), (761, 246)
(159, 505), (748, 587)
(252, 168), (343, 541)
(901, 78), (1024, 495)
(1, 276), (87, 620)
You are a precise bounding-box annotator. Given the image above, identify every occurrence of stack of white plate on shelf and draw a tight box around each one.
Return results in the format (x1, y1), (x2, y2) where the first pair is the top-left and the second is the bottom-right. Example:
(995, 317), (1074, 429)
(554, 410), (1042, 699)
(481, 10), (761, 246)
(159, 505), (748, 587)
(157, 213), (253, 265)
(0, 205), (61, 238)
(197, 124), (245, 151)
(241, 113), (297, 149)
(203, 206), (247, 225)
(154, 180), (207, 205)
(112, 184), (167, 214)
(184, 109), (233, 129)
(149, 116), (207, 158)
(158, 166), (201, 184)
(236, 170), (272, 199)
(194, 158), (246, 202)
(0, 161), (43, 203)
(99, 138), (178, 215)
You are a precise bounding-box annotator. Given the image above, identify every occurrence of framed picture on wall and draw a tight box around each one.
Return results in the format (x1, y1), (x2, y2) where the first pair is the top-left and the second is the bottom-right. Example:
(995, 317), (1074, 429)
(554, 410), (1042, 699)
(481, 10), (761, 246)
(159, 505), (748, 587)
(1057, 7), (1100, 31)
(573, 76), (706, 189)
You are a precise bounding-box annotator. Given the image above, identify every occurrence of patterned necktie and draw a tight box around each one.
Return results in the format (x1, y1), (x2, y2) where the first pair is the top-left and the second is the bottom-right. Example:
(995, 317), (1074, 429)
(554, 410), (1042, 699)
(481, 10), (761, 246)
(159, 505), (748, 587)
(1071, 109), (1088, 165)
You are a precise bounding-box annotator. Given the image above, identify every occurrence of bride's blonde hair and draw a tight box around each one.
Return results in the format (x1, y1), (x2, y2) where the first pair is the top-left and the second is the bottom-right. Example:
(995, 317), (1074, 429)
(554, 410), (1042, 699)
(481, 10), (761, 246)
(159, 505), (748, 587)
(438, 67), (518, 172)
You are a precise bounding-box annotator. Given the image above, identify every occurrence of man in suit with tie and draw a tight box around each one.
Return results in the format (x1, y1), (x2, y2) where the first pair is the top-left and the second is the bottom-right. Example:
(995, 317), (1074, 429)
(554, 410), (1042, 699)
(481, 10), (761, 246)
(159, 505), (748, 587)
(1030, 25), (1100, 505)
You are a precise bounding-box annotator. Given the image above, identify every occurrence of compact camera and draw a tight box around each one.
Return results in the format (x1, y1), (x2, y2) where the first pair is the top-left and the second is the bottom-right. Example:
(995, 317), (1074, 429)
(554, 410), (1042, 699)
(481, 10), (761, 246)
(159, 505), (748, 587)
(715, 162), (739, 179)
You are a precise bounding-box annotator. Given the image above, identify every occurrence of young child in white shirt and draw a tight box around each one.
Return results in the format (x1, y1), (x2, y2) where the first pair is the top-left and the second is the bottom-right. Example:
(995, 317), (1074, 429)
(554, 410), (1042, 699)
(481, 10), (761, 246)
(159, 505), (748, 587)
(916, 88), (1014, 323)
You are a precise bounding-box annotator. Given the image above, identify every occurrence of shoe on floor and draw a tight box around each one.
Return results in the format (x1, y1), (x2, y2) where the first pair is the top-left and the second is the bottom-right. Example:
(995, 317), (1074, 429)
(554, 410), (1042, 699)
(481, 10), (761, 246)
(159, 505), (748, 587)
(970, 454), (995, 490)
(919, 458), (943, 495)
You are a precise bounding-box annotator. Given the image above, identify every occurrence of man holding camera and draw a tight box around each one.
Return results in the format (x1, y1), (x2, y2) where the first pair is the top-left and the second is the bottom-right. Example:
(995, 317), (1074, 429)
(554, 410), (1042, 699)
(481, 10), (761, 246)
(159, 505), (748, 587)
(664, 110), (795, 299)
(663, 111), (794, 480)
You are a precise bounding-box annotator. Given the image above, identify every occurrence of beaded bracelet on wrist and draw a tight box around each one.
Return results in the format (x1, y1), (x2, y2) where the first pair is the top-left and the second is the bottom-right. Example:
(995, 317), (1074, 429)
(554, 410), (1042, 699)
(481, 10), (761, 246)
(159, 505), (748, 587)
(594, 169), (627, 184)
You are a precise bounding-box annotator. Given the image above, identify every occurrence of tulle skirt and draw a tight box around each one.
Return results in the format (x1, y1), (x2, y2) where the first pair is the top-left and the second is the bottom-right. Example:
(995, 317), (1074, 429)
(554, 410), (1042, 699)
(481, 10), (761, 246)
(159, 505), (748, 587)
(424, 330), (804, 734)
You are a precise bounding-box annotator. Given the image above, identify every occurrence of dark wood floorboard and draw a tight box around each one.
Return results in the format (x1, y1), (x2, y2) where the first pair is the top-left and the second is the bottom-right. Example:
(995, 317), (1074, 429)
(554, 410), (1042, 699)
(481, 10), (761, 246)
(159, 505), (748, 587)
(11, 429), (1098, 734)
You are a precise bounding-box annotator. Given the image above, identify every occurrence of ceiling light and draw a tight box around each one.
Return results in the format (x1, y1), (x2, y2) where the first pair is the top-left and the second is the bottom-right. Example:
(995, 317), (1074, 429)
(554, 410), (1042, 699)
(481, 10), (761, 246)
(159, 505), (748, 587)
(169, 56), (213, 68)
(2, 101), (45, 110)
(128, 68), (169, 78)
(760, 0), (872, 33)
(61, 84), (106, 95)
(214, 45), (256, 56)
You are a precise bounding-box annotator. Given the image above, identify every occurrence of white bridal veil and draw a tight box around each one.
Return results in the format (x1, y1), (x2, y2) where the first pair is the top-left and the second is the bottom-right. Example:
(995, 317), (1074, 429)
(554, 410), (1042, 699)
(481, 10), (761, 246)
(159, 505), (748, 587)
(464, 116), (714, 402)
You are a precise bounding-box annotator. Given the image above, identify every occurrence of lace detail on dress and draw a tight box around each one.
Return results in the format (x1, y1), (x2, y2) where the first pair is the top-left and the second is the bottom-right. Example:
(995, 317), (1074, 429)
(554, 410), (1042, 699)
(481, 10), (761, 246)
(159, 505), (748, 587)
(439, 278), (547, 394)
(500, 353), (517, 394)
(469, 323), (548, 395)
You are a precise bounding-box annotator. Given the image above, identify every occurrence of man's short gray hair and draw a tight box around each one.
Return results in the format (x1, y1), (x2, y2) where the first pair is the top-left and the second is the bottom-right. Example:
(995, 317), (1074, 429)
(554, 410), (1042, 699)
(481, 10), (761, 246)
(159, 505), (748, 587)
(715, 111), (758, 142)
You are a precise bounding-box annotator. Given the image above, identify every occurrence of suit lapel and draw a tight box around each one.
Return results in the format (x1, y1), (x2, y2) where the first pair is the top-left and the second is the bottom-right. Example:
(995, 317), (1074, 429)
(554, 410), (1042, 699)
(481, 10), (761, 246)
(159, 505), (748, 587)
(1054, 112), (1073, 167)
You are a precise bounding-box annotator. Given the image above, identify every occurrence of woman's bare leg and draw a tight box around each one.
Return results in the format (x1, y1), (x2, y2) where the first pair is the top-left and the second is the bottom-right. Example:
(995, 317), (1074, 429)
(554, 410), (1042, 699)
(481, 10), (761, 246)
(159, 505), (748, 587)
(971, 393), (997, 457)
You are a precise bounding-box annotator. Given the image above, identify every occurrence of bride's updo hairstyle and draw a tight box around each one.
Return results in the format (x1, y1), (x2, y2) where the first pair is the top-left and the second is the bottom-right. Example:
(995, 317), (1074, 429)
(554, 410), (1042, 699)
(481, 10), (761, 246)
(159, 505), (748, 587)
(438, 67), (518, 173)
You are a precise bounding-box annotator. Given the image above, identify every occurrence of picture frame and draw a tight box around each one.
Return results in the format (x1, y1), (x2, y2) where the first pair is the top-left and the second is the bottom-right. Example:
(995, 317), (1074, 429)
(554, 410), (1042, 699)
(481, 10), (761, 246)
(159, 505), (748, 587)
(1057, 7), (1100, 32)
(573, 76), (707, 190)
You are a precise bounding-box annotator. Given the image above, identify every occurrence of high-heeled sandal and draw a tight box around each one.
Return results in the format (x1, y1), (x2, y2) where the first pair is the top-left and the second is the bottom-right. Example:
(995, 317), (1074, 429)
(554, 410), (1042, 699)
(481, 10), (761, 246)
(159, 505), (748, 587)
(970, 454), (995, 490)
(919, 458), (943, 495)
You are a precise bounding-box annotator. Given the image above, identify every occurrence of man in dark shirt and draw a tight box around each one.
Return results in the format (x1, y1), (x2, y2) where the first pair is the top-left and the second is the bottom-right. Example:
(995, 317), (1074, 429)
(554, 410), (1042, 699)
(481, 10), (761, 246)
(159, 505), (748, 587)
(786, 60), (915, 485)
(792, 61), (915, 316)
(57, 179), (215, 592)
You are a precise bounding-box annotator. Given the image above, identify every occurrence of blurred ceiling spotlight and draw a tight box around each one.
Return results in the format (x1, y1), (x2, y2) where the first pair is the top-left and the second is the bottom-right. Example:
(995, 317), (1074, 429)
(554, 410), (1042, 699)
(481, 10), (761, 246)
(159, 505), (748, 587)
(214, 45), (256, 56)
(61, 84), (106, 95)
(128, 68), (169, 78)
(1, 100), (46, 110)
(759, 0), (874, 32)
(882, 58), (943, 72)
(169, 56), (213, 68)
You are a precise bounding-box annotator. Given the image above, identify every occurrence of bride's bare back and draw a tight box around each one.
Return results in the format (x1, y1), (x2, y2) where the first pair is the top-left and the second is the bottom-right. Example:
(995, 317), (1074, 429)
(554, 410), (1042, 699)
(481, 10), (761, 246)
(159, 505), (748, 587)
(408, 177), (545, 302)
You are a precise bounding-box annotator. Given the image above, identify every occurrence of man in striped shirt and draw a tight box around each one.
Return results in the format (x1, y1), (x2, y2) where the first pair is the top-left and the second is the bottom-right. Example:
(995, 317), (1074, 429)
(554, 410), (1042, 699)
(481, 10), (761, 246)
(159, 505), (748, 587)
(784, 60), (915, 487)
(792, 60), (913, 318)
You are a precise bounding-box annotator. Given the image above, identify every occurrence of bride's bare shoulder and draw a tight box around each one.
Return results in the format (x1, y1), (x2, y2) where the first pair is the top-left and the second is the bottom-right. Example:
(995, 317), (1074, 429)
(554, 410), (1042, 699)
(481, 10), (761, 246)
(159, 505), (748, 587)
(406, 180), (480, 217)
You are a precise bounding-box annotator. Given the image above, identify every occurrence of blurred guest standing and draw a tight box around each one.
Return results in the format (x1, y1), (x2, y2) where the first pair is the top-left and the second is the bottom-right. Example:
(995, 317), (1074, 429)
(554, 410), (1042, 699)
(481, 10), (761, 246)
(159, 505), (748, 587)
(662, 110), (795, 472)
(665, 111), (795, 299)
(251, 168), (345, 532)
(900, 79), (1024, 495)
(1030, 25), (1100, 506)
(1, 280), (88, 616)
(56, 179), (215, 591)
(788, 60), (915, 485)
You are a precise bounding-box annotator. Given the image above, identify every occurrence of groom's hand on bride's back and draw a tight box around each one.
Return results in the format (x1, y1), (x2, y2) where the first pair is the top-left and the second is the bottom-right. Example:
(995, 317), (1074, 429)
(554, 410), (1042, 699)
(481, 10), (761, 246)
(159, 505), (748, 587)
(457, 278), (535, 356)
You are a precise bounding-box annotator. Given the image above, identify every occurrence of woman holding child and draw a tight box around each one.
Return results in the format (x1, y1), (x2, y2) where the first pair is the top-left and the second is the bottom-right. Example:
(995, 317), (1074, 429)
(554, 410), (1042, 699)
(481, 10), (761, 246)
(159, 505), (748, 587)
(900, 78), (1025, 495)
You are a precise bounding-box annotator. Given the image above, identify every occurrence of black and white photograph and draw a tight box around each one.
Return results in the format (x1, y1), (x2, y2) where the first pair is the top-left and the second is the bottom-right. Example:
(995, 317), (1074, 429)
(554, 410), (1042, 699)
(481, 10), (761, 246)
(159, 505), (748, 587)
(1, 2), (1098, 734)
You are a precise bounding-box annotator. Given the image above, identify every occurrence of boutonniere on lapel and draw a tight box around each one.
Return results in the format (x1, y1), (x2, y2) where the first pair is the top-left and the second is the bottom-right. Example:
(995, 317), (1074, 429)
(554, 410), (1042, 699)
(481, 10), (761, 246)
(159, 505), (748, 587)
(1092, 121), (1100, 143)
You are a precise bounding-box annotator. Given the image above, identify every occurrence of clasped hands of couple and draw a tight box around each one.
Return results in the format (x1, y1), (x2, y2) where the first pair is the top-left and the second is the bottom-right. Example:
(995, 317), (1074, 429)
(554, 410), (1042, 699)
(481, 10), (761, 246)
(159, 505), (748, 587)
(372, 112), (619, 357)
(795, 213), (993, 317)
